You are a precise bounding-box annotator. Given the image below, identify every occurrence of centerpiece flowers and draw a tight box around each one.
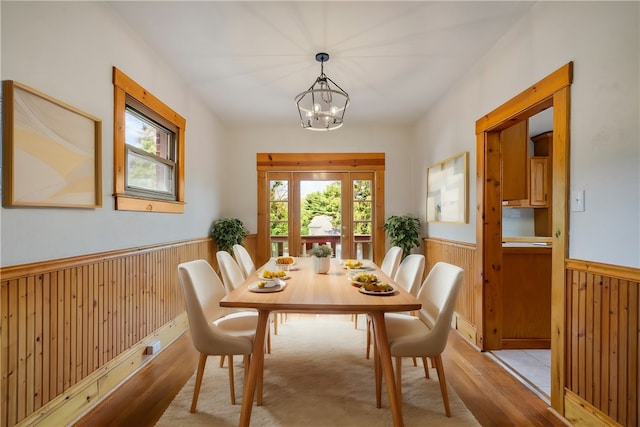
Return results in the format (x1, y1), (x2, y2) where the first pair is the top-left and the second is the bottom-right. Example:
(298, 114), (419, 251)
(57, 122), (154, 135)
(309, 244), (332, 274)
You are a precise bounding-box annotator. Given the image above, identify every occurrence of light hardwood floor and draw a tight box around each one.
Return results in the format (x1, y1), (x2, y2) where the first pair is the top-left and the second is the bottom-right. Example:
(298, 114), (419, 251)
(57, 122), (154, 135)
(75, 315), (568, 427)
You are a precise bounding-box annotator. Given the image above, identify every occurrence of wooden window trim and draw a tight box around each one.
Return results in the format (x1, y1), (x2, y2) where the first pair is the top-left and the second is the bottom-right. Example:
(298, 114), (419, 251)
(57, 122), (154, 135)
(113, 67), (186, 213)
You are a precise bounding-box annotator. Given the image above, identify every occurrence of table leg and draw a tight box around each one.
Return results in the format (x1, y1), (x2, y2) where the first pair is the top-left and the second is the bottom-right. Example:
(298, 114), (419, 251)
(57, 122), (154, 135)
(370, 311), (404, 427)
(238, 309), (270, 427)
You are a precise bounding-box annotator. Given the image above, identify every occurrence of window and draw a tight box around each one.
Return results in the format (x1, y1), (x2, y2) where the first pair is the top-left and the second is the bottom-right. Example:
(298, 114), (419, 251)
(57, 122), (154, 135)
(113, 67), (186, 213)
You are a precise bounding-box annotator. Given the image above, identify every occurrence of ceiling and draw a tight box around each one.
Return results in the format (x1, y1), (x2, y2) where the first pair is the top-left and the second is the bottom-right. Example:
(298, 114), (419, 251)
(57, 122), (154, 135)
(108, 1), (536, 128)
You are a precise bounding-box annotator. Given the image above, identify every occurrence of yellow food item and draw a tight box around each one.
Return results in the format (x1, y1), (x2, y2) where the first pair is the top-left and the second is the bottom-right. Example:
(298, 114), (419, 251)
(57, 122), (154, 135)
(353, 273), (377, 283)
(275, 256), (294, 265)
(257, 281), (266, 289)
(363, 282), (393, 292)
(261, 269), (286, 278)
(344, 260), (363, 268)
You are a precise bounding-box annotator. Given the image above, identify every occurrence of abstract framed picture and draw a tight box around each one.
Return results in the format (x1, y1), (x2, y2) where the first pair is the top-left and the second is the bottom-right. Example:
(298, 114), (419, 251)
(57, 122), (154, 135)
(2, 81), (102, 208)
(426, 151), (468, 223)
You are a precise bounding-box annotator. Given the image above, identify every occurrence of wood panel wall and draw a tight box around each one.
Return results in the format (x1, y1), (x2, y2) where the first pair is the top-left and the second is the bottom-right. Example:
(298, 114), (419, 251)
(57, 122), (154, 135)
(565, 259), (639, 427)
(0, 238), (215, 426)
(423, 238), (478, 346)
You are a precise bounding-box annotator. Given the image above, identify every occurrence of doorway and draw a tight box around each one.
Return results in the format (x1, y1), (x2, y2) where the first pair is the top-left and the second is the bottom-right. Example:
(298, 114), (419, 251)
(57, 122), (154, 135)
(256, 153), (386, 267)
(475, 62), (572, 412)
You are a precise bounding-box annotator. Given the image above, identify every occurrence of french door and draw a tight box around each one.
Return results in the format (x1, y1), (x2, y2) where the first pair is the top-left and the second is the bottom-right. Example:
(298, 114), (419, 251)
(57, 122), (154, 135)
(267, 171), (374, 260)
(256, 153), (385, 266)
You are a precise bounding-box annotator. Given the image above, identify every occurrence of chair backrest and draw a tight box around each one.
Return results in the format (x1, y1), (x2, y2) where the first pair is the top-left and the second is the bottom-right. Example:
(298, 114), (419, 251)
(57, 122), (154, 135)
(217, 250), (246, 294)
(177, 260), (231, 353)
(416, 262), (464, 354)
(233, 244), (256, 279)
(380, 246), (402, 278)
(393, 254), (425, 296)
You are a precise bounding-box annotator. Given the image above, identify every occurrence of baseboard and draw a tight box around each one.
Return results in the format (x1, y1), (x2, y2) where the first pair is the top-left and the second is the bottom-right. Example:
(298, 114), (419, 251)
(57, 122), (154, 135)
(454, 312), (478, 347)
(18, 313), (189, 427)
(564, 389), (623, 427)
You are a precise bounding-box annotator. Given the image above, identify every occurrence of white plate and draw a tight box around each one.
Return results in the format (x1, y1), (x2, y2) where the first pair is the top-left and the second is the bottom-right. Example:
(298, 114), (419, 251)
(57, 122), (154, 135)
(248, 280), (286, 293)
(358, 284), (395, 296)
(258, 272), (291, 280)
(341, 260), (373, 270)
(343, 265), (374, 271)
(349, 272), (378, 283)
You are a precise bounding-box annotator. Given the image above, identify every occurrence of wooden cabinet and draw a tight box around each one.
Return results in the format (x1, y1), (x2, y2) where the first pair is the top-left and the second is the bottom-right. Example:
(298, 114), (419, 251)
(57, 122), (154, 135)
(501, 120), (529, 202)
(529, 157), (549, 206)
(531, 131), (553, 235)
(501, 245), (552, 348)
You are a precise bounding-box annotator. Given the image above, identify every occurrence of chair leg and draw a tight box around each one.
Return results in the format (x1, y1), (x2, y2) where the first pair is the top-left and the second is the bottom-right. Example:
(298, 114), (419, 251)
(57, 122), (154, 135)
(190, 353), (208, 413)
(422, 357), (430, 379)
(374, 338), (382, 408)
(433, 354), (451, 417)
(354, 313), (359, 329)
(412, 357), (418, 367)
(273, 312), (279, 335)
(394, 356), (403, 408)
(228, 355), (236, 405)
(266, 322), (272, 354)
(366, 317), (372, 359)
(219, 354), (225, 368)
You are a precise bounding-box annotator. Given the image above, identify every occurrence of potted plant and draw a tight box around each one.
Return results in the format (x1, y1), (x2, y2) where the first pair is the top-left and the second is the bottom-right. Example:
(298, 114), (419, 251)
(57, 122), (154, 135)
(383, 215), (421, 260)
(309, 244), (333, 274)
(210, 217), (246, 254)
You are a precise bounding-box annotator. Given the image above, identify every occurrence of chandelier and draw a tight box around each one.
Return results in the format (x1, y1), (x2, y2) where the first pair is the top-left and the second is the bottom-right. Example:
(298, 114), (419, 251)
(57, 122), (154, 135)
(295, 52), (350, 131)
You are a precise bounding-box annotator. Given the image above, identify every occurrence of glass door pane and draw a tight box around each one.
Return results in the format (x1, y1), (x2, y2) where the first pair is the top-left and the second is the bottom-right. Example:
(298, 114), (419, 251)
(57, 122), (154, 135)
(269, 177), (289, 257)
(352, 177), (373, 260)
(299, 176), (342, 258)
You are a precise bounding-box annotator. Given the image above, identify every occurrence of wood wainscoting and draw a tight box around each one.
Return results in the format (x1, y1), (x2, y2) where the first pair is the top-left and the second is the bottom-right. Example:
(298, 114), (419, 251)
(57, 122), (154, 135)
(423, 238), (479, 347)
(0, 238), (216, 426)
(564, 259), (639, 427)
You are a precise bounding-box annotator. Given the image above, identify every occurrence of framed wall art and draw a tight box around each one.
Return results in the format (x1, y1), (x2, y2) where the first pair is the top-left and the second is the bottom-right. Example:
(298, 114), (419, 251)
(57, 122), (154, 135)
(426, 151), (468, 223)
(2, 80), (102, 208)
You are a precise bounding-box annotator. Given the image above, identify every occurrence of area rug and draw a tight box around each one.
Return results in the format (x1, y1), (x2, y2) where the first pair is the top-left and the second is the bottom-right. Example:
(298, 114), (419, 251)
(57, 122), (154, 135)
(156, 315), (479, 427)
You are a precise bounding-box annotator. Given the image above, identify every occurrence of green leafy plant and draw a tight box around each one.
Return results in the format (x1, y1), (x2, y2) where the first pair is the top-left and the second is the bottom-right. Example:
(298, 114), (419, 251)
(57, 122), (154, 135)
(383, 215), (421, 260)
(210, 218), (246, 254)
(309, 244), (333, 258)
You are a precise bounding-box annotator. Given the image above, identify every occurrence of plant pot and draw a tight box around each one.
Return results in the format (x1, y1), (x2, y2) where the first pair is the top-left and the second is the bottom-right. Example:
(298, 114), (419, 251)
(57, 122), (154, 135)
(312, 256), (331, 274)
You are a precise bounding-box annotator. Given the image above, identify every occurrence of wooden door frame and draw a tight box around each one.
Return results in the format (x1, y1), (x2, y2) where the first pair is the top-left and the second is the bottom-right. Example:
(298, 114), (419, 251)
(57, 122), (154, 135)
(256, 153), (386, 267)
(475, 63), (572, 413)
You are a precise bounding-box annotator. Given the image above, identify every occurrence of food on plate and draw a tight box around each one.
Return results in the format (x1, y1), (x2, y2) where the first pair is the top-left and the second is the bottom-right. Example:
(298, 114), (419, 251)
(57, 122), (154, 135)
(257, 281), (267, 289)
(275, 256), (294, 265)
(261, 269), (287, 279)
(352, 272), (378, 283)
(362, 282), (394, 293)
(344, 259), (363, 269)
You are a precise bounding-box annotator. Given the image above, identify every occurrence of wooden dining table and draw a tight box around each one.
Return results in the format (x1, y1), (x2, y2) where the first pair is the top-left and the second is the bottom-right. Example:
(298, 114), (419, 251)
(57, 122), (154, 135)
(220, 257), (421, 427)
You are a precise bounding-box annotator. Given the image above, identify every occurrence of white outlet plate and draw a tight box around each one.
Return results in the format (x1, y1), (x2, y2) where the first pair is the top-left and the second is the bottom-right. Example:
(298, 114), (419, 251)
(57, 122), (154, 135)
(571, 190), (585, 212)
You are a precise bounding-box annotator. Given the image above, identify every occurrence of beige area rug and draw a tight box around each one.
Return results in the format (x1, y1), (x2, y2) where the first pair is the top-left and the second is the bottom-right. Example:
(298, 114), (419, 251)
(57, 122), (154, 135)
(157, 315), (479, 427)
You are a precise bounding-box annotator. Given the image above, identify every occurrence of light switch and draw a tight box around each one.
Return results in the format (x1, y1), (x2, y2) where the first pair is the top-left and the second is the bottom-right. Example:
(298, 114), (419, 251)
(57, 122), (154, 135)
(571, 190), (585, 212)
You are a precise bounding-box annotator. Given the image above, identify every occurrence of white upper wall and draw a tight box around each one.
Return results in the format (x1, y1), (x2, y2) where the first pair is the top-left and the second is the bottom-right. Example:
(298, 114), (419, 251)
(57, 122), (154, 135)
(1, 1), (638, 269)
(414, 1), (639, 268)
(0, 2), (226, 266)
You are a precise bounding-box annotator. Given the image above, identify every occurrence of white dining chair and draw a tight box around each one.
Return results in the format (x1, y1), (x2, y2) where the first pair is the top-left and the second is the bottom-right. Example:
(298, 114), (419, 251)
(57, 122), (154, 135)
(380, 246), (403, 278)
(365, 254), (425, 359)
(217, 250), (247, 294)
(177, 259), (262, 410)
(217, 250), (272, 353)
(353, 246), (403, 329)
(374, 261), (464, 416)
(233, 244), (256, 279)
